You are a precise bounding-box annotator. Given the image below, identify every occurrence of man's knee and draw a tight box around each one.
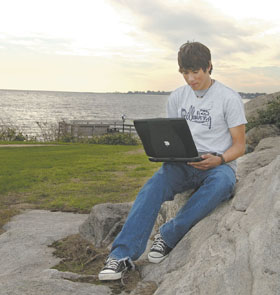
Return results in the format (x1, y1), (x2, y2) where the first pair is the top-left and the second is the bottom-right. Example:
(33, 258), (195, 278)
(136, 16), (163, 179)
(204, 169), (236, 199)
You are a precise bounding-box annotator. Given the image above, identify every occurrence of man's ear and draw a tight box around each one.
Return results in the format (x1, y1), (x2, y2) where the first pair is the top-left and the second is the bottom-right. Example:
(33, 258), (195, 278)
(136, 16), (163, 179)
(208, 61), (213, 74)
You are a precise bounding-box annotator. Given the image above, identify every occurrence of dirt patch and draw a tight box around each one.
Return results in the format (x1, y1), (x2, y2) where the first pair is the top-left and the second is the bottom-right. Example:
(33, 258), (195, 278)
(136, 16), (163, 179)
(50, 234), (157, 294)
(125, 148), (144, 155)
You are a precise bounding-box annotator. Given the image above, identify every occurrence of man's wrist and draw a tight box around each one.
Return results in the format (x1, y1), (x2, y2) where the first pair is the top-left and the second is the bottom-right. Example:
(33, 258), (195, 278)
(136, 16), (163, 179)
(217, 154), (226, 165)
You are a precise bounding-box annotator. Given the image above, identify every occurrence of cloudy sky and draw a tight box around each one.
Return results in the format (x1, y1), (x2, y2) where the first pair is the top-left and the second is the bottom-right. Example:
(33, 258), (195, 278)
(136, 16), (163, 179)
(0, 0), (279, 93)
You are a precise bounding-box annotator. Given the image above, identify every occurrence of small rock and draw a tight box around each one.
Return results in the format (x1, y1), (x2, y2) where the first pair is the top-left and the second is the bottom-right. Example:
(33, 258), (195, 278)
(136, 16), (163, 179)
(79, 202), (133, 247)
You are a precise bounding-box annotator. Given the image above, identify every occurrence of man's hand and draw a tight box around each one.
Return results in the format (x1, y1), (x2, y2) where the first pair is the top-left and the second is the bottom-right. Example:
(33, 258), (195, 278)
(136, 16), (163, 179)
(188, 124), (246, 171)
(187, 154), (222, 170)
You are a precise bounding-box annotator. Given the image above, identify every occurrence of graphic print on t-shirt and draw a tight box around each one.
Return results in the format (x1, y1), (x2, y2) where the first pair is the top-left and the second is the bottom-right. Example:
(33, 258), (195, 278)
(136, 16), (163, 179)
(181, 105), (212, 129)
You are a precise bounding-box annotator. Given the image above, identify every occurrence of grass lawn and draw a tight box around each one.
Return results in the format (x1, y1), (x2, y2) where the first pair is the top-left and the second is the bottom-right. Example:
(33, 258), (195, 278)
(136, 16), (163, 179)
(0, 143), (161, 231)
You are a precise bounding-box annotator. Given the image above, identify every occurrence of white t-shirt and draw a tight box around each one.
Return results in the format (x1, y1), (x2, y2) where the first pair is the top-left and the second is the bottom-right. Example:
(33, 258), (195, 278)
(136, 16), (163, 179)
(167, 80), (247, 172)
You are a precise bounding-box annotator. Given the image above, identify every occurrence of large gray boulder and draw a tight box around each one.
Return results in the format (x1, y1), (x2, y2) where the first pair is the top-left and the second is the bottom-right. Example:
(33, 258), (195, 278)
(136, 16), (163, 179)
(140, 155), (280, 295)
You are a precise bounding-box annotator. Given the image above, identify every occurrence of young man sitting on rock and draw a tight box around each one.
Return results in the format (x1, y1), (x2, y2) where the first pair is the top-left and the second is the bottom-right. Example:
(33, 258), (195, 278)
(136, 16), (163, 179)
(98, 41), (247, 281)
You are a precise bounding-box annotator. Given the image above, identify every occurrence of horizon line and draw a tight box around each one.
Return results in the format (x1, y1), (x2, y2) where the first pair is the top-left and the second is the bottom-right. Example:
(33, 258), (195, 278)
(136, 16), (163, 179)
(0, 88), (267, 95)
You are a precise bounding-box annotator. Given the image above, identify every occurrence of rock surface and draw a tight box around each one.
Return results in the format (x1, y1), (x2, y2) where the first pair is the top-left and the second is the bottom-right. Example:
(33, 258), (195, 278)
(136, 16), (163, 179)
(79, 202), (133, 248)
(235, 136), (280, 187)
(140, 155), (280, 295)
(244, 91), (280, 120)
(0, 210), (111, 295)
(246, 124), (280, 149)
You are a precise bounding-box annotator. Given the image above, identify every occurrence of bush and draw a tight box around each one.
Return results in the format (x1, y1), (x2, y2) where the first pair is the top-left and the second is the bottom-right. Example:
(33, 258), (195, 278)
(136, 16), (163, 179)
(0, 121), (140, 145)
(0, 126), (27, 141)
(36, 121), (60, 142)
(88, 133), (140, 145)
(246, 96), (280, 131)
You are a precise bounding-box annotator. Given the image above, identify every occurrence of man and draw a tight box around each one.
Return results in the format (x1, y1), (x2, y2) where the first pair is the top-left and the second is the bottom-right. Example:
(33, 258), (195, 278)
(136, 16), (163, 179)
(98, 41), (247, 281)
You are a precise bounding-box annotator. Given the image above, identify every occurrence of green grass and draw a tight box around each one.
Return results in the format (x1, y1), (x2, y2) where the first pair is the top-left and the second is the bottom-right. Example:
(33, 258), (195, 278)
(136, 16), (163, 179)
(0, 143), (161, 230)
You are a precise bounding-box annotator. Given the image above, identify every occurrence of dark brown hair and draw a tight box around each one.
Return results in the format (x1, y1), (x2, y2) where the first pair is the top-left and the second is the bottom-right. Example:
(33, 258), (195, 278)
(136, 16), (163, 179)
(178, 41), (213, 74)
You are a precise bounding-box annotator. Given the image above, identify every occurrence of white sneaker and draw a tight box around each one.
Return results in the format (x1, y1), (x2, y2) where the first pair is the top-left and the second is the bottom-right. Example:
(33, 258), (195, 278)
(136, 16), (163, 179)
(148, 233), (172, 263)
(98, 257), (133, 281)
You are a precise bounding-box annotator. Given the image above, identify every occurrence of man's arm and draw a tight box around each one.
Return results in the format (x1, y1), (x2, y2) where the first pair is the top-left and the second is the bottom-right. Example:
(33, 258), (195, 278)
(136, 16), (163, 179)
(188, 124), (246, 170)
(221, 124), (246, 163)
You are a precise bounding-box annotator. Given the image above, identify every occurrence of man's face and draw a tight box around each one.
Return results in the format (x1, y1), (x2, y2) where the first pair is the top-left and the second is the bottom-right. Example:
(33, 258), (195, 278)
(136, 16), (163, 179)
(181, 67), (211, 91)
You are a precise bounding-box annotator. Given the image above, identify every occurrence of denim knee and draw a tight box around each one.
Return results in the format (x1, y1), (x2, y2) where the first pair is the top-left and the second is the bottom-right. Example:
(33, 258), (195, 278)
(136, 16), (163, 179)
(204, 167), (236, 200)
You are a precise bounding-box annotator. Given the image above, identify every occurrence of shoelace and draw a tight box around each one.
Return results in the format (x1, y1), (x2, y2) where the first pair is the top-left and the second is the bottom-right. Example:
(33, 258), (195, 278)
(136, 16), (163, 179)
(151, 234), (166, 251)
(105, 258), (119, 270)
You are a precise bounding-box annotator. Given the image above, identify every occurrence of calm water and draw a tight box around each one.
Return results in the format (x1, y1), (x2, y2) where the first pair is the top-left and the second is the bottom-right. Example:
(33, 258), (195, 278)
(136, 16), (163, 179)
(0, 89), (169, 137)
(0, 89), (249, 139)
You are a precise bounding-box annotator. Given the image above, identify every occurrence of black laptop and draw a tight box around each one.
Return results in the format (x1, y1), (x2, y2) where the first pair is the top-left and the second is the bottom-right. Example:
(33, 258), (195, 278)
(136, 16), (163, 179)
(134, 118), (211, 163)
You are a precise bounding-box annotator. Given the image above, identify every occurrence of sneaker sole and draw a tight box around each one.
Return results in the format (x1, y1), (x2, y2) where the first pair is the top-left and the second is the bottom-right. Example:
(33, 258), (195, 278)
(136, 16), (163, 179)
(98, 272), (122, 281)
(148, 253), (168, 264)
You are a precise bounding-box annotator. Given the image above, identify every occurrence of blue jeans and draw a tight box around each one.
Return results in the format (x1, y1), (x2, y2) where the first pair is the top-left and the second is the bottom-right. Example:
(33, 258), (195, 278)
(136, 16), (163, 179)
(110, 162), (236, 261)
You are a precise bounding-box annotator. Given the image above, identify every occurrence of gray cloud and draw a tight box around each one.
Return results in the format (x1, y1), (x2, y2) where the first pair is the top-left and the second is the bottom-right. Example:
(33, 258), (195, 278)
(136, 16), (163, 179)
(251, 66), (280, 78)
(107, 0), (267, 57)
